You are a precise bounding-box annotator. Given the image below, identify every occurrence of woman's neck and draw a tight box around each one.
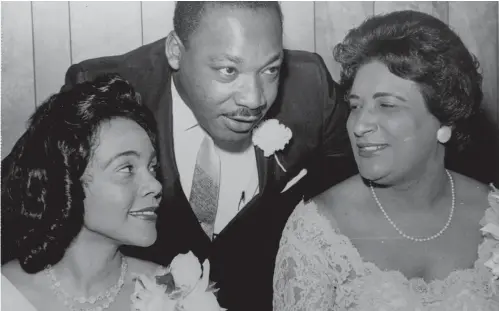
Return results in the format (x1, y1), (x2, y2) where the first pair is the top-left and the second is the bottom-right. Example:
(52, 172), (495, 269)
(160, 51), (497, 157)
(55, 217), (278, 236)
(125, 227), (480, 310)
(373, 165), (451, 212)
(49, 229), (123, 297)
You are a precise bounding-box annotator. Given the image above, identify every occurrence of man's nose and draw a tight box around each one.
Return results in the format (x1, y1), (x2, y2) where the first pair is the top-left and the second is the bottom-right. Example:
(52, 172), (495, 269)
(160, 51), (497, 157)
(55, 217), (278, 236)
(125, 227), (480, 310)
(235, 75), (265, 110)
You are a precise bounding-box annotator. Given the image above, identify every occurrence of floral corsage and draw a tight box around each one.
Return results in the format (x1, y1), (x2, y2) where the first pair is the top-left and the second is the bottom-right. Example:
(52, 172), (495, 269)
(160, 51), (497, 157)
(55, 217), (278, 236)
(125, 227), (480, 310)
(252, 119), (292, 172)
(131, 251), (225, 311)
(480, 184), (499, 291)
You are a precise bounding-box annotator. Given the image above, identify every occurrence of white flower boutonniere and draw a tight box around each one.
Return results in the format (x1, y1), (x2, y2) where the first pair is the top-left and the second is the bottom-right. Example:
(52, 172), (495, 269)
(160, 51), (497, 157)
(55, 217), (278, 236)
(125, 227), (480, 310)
(252, 119), (292, 172)
(131, 251), (225, 311)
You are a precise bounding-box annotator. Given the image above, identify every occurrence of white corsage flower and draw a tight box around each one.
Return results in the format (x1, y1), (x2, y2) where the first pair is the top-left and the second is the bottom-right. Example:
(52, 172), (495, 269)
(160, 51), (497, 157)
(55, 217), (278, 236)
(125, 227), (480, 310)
(252, 119), (292, 172)
(131, 251), (225, 311)
(131, 271), (178, 311)
(170, 251), (202, 292)
(178, 260), (224, 311)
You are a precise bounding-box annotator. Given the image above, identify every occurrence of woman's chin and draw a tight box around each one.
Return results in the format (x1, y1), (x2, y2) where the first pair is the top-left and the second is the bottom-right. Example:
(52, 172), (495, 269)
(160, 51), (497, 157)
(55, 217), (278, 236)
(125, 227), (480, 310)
(358, 168), (390, 184)
(126, 232), (157, 248)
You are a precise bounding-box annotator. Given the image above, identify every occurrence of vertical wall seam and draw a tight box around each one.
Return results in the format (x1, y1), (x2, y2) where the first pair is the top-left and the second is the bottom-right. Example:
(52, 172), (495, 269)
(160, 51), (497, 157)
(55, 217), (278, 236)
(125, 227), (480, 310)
(496, 2), (499, 126)
(313, 1), (316, 53)
(445, 1), (449, 25)
(68, 1), (73, 65)
(30, 2), (37, 107)
(140, 1), (144, 46)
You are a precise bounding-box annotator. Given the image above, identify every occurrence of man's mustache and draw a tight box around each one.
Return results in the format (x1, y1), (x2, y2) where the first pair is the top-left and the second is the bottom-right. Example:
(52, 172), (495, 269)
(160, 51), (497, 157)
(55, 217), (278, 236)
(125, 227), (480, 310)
(226, 106), (266, 118)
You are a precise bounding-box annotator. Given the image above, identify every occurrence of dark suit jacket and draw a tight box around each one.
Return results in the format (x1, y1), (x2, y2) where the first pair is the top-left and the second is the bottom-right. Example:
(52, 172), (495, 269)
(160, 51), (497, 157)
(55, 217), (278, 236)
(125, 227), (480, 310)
(61, 38), (356, 311)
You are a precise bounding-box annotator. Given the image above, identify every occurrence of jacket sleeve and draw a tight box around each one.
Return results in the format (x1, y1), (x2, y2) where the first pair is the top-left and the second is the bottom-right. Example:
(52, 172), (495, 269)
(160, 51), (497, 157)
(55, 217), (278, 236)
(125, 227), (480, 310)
(60, 63), (87, 92)
(303, 54), (357, 200)
(60, 55), (126, 92)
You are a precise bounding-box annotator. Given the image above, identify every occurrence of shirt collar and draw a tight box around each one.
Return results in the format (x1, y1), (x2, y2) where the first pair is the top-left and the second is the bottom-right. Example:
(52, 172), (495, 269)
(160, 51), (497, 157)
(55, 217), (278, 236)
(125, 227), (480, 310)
(172, 80), (199, 132)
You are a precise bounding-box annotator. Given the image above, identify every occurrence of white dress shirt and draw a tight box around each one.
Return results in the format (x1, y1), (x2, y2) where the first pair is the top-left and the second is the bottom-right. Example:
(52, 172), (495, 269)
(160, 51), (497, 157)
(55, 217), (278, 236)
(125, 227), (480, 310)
(171, 82), (259, 234)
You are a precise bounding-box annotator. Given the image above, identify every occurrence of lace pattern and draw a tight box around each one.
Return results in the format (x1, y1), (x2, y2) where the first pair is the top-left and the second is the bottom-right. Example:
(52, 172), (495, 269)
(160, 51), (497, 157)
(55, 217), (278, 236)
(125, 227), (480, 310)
(273, 190), (499, 311)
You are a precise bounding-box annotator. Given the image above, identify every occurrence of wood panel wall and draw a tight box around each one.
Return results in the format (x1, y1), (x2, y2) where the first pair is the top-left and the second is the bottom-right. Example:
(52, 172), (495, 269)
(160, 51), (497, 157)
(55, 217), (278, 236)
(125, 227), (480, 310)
(2, 1), (499, 181)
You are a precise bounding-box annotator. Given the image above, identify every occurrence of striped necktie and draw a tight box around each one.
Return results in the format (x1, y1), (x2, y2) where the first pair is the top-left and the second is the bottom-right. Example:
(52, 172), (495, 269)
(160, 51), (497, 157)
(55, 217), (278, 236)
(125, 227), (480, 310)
(189, 136), (221, 240)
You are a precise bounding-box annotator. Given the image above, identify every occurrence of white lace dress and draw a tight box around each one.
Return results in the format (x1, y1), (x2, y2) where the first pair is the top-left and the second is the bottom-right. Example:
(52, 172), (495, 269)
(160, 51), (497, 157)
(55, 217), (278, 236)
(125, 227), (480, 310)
(273, 189), (499, 311)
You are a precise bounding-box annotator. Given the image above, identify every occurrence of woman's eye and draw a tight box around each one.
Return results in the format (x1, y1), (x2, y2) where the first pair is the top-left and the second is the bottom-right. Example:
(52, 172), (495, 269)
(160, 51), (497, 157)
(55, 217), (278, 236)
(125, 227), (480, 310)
(349, 103), (360, 110)
(149, 163), (159, 174)
(379, 102), (396, 108)
(118, 165), (134, 174)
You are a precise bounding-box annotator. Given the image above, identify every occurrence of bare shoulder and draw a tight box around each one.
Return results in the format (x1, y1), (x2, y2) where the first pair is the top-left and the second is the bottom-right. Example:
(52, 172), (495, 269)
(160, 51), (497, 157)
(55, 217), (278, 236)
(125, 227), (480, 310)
(125, 256), (163, 276)
(2, 260), (31, 286)
(313, 174), (369, 225)
(1, 260), (48, 298)
(451, 171), (489, 218)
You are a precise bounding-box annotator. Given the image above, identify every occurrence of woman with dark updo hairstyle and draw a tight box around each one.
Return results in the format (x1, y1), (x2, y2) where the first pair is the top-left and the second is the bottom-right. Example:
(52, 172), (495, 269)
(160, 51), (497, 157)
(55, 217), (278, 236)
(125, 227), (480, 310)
(2, 74), (164, 311)
(274, 10), (499, 310)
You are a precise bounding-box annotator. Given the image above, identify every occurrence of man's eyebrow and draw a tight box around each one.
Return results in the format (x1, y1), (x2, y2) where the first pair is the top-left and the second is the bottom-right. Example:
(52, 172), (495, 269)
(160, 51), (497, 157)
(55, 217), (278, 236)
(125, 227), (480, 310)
(265, 52), (283, 65)
(209, 52), (283, 66)
(209, 54), (245, 64)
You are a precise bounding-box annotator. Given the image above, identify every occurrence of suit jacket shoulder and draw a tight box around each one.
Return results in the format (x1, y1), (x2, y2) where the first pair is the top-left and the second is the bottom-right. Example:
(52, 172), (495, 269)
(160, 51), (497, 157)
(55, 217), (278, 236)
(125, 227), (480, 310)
(276, 49), (353, 196)
(61, 38), (170, 113)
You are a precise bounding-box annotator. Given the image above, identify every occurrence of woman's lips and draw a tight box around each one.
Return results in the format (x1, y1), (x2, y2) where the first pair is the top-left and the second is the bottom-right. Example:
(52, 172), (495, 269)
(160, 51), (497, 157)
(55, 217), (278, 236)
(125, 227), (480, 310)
(356, 143), (389, 157)
(129, 206), (158, 221)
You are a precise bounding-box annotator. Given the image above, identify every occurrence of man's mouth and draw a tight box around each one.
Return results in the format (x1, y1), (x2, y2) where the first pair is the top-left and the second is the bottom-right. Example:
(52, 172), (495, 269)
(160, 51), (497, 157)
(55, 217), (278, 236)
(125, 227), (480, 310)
(226, 115), (261, 123)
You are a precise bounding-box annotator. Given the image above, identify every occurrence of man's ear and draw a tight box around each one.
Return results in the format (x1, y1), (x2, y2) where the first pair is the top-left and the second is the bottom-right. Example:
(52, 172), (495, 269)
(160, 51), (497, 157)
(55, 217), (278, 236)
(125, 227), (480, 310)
(165, 31), (183, 70)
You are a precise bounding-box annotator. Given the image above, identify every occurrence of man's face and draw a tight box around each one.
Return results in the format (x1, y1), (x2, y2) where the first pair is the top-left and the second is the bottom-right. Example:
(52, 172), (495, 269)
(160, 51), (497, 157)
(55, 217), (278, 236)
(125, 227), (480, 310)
(169, 6), (283, 150)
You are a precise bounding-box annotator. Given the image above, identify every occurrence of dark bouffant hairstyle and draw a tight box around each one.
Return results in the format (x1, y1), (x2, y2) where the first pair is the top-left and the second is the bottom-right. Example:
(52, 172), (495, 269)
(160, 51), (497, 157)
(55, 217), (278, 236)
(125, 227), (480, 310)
(173, 1), (283, 47)
(333, 10), (483, 151)
(1, 74), (158, 273)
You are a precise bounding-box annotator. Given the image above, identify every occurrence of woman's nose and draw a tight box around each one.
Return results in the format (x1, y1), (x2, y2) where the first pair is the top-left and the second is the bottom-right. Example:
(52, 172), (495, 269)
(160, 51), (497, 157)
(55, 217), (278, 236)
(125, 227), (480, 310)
(352, 106), (378, 137)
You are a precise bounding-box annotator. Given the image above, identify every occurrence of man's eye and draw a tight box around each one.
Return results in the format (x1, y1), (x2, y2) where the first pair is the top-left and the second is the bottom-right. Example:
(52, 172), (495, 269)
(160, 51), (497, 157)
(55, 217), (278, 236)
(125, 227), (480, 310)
(219, 67), (237, 76)
(263, 66), (280, 75)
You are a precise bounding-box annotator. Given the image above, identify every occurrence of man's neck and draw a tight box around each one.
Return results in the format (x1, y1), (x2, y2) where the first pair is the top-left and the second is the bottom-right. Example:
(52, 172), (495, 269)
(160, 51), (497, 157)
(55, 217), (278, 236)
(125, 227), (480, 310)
(214, 137), (253, 153)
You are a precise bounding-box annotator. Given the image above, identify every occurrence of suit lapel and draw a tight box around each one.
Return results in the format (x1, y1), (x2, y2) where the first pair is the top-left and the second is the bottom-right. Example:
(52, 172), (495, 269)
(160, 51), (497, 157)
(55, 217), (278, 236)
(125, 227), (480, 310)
(215, 146), (272, 238)
(153, 73), (212, 246)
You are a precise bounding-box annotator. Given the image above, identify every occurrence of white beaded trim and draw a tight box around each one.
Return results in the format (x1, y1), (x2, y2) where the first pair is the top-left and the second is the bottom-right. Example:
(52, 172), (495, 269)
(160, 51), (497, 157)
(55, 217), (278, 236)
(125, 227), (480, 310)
(45, 256), (127, 311)
(369, 169), (455, 242)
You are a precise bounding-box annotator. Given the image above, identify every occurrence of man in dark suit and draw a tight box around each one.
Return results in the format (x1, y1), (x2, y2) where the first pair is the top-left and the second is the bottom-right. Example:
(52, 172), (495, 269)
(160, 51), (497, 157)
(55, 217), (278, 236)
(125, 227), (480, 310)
(61, 2), (355, 310)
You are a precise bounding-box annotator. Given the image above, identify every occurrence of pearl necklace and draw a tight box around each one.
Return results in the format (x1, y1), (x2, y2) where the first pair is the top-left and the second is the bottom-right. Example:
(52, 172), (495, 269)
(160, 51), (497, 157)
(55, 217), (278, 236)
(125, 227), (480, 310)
(45, 256), (128, 311)
(369, 169), (455, 242)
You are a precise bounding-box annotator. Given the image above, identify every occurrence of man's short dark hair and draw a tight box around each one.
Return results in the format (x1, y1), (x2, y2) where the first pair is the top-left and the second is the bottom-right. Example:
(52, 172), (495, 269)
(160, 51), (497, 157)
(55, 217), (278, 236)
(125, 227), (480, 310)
(173, 1), (283, 47)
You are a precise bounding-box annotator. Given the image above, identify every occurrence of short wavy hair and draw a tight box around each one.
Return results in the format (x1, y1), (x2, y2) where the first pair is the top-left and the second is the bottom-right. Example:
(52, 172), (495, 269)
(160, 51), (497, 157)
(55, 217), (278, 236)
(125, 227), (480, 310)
(333, 10), (483, 150)
(1, 74), (158, 273)
(173, 1), (283, 47)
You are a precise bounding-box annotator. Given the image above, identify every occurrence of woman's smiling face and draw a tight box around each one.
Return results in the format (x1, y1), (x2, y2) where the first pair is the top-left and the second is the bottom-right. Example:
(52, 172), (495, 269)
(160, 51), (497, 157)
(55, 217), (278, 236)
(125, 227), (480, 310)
(347, 61), (443, 185)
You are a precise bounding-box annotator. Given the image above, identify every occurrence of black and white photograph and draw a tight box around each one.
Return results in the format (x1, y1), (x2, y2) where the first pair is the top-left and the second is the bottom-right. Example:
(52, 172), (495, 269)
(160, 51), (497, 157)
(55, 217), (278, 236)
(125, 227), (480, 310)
(2, 1), (499, 310)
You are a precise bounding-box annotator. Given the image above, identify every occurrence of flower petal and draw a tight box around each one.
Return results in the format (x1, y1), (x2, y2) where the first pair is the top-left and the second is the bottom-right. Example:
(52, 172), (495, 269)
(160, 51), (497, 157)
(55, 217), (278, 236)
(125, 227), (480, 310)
(481, 223), (499, 240)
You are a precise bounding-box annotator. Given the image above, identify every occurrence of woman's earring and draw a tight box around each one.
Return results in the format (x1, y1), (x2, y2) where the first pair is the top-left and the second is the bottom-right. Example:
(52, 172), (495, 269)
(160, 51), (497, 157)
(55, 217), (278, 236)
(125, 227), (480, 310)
(437, 126), (452, 144)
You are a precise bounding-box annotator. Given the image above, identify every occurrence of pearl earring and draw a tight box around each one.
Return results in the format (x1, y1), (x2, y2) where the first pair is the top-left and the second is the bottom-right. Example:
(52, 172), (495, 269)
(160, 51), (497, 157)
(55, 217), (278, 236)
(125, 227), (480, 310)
(437, 126), (452, 143)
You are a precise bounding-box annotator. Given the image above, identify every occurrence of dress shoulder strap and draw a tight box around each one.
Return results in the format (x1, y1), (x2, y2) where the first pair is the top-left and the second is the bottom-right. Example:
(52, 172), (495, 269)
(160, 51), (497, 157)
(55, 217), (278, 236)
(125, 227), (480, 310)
(1, 274), (38, 311)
